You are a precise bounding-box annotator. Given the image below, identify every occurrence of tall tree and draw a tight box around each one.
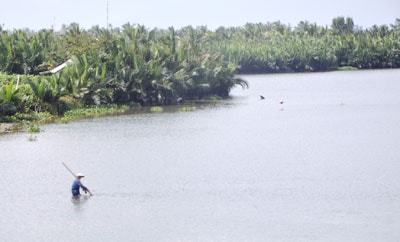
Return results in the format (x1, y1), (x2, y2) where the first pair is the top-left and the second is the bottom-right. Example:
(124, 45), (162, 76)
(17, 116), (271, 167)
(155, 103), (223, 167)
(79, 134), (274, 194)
(331, 17), (355, 35)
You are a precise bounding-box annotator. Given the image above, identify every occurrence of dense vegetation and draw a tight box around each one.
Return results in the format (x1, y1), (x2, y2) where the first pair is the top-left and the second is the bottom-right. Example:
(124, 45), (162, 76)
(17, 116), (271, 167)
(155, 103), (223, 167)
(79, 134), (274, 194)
(215, 17), (400, 73)
(1, 17), (399, 122)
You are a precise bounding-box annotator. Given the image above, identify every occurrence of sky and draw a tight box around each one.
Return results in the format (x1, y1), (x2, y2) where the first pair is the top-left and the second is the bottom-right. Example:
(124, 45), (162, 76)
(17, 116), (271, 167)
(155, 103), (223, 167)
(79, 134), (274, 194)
(1, 0), (399, 31)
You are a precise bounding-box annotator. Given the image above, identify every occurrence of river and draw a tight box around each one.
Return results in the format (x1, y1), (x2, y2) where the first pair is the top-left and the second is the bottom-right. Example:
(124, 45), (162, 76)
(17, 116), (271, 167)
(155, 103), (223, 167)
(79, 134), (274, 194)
(1, 69), (400, 241)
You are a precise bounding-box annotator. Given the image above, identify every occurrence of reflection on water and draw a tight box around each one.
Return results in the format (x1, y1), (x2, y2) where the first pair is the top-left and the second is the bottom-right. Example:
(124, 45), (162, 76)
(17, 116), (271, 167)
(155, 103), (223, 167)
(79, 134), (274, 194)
(1, 69), (400, 242)
(71, 195), (91, 208)
(71, 196), (91, 215)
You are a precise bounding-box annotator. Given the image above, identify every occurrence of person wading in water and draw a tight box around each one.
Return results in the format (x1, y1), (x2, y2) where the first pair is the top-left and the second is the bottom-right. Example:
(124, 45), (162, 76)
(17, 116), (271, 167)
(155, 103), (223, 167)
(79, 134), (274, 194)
(71, 173), (89, 197)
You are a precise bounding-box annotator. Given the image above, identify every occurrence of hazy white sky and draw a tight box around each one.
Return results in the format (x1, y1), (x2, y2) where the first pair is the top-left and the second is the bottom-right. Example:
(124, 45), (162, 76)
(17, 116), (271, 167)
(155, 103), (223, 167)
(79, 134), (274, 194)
(2, 0), (399, 30)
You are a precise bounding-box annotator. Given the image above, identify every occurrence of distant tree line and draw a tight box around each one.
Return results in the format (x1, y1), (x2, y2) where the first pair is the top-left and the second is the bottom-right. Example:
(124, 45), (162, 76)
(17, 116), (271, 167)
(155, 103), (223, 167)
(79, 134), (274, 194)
(1, 17), (399, 119)
(212, 17), (400, 73)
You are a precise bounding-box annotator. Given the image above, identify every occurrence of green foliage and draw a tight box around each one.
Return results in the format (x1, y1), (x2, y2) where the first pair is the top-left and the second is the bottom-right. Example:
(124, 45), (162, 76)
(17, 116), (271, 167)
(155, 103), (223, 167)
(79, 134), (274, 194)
(0, 18), (399, 123)
(331, 17), (355, 35)
(179, 106), (195, 112)
(26, 77), (60, 112)
(58, 105), (129, 123)
(210, 19), (400, 73)
(0, 80), (18, 102)
(150, 106), (163, 112)
(0, 102), (17, 116)
(27, 125), (40, 133)
(56, 95), (82, 114)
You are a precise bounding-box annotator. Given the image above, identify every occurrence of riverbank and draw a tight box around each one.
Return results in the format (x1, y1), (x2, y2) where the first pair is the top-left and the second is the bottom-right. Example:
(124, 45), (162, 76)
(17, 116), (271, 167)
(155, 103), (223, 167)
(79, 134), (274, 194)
(0, 123), (22, 134)
(0, 104), (141, 136)
(0, 99), (216, 136)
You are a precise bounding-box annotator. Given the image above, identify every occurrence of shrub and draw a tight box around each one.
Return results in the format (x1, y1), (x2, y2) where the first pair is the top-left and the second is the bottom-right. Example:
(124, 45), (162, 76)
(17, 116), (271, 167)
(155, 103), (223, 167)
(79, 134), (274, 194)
(27, 125), (41, 133)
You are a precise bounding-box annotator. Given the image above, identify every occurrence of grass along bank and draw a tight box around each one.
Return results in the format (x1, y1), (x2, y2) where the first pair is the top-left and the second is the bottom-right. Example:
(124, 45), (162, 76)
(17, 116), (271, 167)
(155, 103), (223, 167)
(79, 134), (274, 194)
(0, 101), (201, 136)
(0, 104), (132, 135)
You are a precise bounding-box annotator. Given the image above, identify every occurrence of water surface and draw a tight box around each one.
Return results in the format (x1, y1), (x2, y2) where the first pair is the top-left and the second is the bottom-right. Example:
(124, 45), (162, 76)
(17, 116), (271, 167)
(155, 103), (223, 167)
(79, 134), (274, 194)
(1, 69), (400, 241)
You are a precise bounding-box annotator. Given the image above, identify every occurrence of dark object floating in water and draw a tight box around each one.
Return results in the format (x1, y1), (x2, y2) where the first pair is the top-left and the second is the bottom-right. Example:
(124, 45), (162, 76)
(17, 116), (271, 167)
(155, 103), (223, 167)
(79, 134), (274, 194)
(259, 95), (265, 100)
